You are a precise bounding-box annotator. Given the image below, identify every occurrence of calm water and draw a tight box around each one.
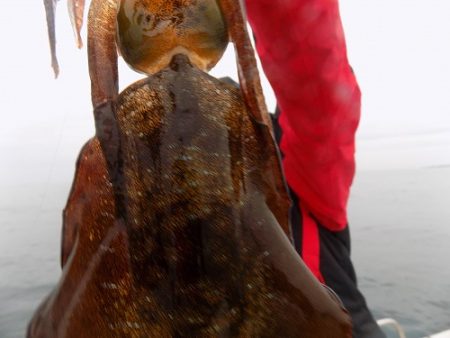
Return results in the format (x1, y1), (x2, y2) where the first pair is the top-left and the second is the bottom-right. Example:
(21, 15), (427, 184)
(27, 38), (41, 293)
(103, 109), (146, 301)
(349, 168), (450, 337)
(0, 167), (449, 337)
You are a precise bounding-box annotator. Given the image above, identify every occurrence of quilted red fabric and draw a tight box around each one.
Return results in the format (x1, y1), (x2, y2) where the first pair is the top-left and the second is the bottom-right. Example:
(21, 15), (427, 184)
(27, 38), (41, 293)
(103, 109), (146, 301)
(246, 0), (361, 231)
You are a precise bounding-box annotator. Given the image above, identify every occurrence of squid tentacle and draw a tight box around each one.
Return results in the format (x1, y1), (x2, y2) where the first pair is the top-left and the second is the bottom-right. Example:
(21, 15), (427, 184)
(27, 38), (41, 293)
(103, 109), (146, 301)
(44, 0), (86, 77)
(43, 0), (59, 78)
(87, 0), (119, 108)
(68, 0), (86, 48)
(87, 0), (122, 205)
(218, 0), (271, 129)
(219, 0), (292, 239)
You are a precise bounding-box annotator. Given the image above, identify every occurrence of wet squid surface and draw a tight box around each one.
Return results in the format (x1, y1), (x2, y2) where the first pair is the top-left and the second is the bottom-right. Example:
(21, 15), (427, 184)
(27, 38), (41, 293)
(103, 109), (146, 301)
(27, 55), (351, 337)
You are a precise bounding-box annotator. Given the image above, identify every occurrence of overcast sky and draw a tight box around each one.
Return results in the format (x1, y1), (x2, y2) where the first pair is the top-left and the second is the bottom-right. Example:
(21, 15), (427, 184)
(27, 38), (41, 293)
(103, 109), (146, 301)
(1, 0), (450, 175)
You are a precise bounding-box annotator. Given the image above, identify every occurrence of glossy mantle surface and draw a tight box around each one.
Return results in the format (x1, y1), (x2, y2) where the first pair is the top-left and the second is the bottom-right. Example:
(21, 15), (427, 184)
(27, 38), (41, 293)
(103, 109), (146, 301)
(27, 56), (351, 337)
(32, 0), (352, 336)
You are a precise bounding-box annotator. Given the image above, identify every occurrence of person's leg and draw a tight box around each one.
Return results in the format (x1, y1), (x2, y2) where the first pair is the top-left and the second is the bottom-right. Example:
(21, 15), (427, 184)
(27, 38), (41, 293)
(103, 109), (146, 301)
(271, 111), (385, 338)
(318, 224), (386, 338)
(289, 191), (385, 338)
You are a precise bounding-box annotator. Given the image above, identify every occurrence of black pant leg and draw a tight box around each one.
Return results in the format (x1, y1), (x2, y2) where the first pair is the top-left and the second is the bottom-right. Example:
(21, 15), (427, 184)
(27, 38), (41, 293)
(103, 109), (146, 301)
(318, 225), (386, 338)
(273, 108), (385, 338)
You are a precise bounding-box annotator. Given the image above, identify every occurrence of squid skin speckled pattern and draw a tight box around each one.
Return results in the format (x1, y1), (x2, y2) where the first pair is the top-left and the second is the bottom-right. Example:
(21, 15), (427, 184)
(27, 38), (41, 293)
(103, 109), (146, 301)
(32, 0), (352, 337)
(28, 55), (351, 338)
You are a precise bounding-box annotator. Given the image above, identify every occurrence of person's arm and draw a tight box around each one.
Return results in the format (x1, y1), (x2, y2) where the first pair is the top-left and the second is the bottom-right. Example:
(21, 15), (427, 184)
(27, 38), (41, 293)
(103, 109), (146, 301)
(245, 0), (361, 231)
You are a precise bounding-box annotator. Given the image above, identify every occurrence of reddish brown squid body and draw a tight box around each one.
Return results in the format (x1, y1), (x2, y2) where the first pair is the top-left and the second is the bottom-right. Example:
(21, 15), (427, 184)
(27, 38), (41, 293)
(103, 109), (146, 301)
(30, 0), (352, 336)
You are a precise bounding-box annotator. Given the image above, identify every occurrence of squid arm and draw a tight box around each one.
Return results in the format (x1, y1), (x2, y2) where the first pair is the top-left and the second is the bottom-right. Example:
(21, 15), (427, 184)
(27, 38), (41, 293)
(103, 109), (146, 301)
(87, 0), (118, 108)
(43, 0), (59, 77)
(43, 0), (122, 212)
(218, 0), (273, 131)
(219, 0), (292, 239)
(68, 0), (86, 48)
(87, 0), (125, 215)
(43, 0), (118, 116)
(44, 0), (86, 77)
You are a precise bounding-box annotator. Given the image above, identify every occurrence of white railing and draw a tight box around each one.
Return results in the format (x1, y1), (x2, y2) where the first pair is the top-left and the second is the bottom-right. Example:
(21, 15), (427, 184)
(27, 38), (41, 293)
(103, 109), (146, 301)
(377, 318), (407, 338)
(377, 318), (450, 338)
(425, 329), (450, 338)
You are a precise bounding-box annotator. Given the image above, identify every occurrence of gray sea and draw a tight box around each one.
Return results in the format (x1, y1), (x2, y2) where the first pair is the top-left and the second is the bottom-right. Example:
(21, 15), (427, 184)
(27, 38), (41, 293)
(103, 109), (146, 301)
(350, 167), (450, 337)
(0, 166), (449, 337)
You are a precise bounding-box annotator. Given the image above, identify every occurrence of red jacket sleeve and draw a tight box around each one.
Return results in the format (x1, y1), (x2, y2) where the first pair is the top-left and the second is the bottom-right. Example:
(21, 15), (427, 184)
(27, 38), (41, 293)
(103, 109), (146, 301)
(245, 0), (361, 231)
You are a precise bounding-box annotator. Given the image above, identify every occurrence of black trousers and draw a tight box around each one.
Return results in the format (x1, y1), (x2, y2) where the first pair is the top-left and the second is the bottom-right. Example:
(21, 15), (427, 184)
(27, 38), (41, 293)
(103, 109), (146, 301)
(272, 112), (386, 338)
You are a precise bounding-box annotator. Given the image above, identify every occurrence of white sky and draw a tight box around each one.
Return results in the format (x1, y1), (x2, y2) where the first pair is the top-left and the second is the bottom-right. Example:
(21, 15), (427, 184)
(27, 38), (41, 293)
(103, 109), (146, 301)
(1, 0), (450, 176)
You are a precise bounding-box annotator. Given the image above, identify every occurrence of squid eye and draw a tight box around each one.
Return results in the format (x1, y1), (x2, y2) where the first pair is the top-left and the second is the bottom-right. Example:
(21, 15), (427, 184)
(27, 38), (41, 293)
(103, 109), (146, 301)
(116, 0), (228, 75)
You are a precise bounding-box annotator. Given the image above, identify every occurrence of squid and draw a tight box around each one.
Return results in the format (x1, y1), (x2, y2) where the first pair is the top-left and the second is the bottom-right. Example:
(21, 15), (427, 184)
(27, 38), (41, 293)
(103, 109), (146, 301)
(29, 0), (352, 337)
